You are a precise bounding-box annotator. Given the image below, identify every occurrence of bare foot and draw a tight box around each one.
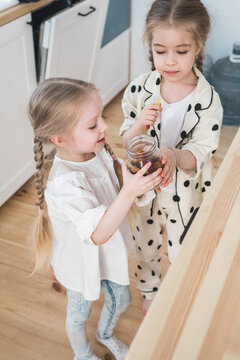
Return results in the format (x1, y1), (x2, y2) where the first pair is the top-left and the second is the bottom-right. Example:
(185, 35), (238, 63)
(142, 298), (153, 315)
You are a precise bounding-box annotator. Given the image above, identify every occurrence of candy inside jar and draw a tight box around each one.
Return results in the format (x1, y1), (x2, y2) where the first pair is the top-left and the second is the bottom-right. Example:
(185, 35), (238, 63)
(126, 135), (162, 175)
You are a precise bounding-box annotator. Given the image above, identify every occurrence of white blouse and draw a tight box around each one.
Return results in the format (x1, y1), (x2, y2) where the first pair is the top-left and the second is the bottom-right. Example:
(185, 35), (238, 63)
(45, 149), (133, 301)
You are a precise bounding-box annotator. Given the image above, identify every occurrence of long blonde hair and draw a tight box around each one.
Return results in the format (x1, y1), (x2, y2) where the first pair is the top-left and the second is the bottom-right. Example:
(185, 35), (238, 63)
(28, 78), (123, 274)
(144, 0), (211, 72)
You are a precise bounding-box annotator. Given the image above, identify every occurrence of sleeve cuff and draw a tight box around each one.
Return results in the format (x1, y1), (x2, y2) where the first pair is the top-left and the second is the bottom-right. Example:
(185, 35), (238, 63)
(74, 205), (107, 245)
(135, 190), (156, 207)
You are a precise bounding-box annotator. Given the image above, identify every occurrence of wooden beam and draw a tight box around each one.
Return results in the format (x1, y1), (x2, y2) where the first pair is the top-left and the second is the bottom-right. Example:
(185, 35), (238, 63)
(125, 127), (240, 360)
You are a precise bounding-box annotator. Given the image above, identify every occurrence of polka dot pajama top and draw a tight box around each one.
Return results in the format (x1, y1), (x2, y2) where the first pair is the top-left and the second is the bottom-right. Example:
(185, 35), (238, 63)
(120, 67), (223, 299)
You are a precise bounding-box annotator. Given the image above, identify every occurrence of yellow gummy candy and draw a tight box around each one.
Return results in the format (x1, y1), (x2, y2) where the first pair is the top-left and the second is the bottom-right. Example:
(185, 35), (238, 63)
(156, 98), (161, 106)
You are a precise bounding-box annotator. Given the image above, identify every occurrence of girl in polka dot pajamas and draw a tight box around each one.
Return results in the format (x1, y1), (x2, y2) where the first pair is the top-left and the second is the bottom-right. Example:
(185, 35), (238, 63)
(120, 0), (223, 313)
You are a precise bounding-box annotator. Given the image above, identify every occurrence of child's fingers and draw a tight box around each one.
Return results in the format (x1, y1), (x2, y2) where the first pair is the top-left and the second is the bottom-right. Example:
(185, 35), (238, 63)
(147, 104), (162, 111)
(137, 161), (152, 176)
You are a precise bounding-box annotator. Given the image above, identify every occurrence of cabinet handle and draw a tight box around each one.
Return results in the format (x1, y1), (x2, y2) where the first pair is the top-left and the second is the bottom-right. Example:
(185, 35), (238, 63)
(78, 6), (96, 17)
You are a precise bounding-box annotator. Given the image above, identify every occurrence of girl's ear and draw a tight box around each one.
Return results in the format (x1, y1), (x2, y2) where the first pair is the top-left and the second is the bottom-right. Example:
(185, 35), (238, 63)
(50, 135), (66, 147)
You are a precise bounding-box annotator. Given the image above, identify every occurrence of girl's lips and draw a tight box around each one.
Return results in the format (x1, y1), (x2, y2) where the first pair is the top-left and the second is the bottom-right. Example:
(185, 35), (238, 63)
(97, 137), (105, 143)
(164, 71), (179, 76)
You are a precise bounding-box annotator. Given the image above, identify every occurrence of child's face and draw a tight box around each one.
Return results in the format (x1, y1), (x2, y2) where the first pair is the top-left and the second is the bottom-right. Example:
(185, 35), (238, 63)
(58, 92), (108, 161)
(151, 24), (200, 83)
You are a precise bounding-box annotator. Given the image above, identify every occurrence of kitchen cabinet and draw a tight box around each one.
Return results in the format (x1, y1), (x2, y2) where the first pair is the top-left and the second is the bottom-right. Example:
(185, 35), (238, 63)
(43, 0), (109, 82)
(93, 0), (130, 106)
(40, 0), (129, 106)
(93, 28), (129, 106)
(0, 14), (36, 206)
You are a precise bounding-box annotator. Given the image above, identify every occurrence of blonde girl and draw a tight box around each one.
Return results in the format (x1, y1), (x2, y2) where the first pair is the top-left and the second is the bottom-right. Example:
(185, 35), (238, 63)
(120, 0), (223, 313)
(28, 78), (162, 360)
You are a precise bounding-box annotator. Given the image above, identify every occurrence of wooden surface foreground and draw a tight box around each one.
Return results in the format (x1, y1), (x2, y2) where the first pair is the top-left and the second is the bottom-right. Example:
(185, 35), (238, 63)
(126, 127), (240, 360)
(0, 90), (238, 360)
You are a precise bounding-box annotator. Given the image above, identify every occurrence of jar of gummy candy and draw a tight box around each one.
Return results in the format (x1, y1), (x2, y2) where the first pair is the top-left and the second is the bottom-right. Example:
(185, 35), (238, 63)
(126, 135), (162, 175)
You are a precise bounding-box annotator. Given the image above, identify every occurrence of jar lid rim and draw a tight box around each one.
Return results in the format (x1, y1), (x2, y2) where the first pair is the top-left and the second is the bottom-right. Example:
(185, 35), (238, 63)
(127, 134), (157, 158)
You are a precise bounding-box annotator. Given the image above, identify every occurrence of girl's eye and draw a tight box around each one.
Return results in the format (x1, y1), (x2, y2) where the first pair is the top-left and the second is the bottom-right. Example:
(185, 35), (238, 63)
(155, 50), (165, 55)
(89, 124), (97, 129)
(177, 51), (188, 55)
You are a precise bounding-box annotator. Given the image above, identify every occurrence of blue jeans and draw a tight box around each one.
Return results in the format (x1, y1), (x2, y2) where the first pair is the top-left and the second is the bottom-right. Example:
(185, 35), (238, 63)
(66, 280), (131, 360)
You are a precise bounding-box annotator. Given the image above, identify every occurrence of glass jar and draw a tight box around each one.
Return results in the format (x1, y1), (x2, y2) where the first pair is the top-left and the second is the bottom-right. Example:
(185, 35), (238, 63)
(126, 135), (162, 175)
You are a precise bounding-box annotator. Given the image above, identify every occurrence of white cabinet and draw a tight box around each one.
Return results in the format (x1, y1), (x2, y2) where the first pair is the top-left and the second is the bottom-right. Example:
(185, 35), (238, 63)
(93, 29), (130, 106)
(130, 0), (152, 81)
(44, 0), (109, 81)
(0, 14), (36, 206)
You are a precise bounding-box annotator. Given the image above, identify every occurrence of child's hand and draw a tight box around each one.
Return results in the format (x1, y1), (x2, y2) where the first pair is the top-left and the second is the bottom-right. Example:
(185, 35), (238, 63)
(160, 148), (177, 187)
(121, 160), (162, 198)
(137, 103), (162, 130)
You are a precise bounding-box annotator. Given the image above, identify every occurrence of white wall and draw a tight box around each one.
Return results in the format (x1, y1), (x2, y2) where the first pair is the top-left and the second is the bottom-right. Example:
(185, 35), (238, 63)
(202, 0), (240, 62)
(130, 0), (240, 80)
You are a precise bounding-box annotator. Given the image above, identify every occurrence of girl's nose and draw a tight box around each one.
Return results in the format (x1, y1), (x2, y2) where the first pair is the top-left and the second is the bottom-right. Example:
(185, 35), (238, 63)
(166, 52), (176, 65)
(101, 117), (108, 132)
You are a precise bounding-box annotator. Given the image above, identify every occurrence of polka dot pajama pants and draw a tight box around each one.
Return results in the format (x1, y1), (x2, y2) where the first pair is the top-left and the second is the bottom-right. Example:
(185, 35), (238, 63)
(133, 191), (197, 300)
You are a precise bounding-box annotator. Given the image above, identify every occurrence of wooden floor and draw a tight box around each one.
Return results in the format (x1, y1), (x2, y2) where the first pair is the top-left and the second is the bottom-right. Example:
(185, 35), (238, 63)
(0, 90), (238, 360)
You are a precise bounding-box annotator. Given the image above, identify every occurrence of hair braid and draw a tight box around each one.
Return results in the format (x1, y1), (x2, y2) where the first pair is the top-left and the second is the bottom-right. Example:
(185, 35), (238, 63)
(33, 137), (45, 209)
(195, 53), (203, 73)
(148, 49), (156, 71)
(104, 143), (123, 188)
(104, 143), (138, 230)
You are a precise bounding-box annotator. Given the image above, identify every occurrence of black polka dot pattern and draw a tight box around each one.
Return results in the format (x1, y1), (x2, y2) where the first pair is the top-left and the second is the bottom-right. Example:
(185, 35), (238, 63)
(130, 111), (136, 118)
(157, 258), (161, 262)
(153, 287), (158, 292)
(212, 150), (216, 154)
(156, 77), (160, 85)
(131, 85), (136, 93)
(150, 129), (156, 137)
(158, 210), (162, 215)
(181, 131), (187, 139)
(148, 239), (154, 246)
(195, 103), (202, 111)
(187, 104), (192, 112)
(152, 271), (155, 276)
(138, 246), (142, 251)
(212, 124), (219, 131)
(184, 180), (190, 187)
(195, 182), (199, 189)
(135, 272), (137, 277)
(170, 219), (176, 223)
(190, 206), (194, 213)
(132, 235), (135, 240)
(147, 219), (154, 224)
(140, 279), (146, 283)
(159, 230), (163, 235)
(157, 244), (161, 250)
(137, 265), (142, 270)
(202, 187), (206, 192)
(205, 181), (211, 186)
(138, 85), (142, 92)
(157, 123), (161, 130)
(173, 195), (180, 202)
(168, 240), (172, 246)
(136, 226), (140, 232)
